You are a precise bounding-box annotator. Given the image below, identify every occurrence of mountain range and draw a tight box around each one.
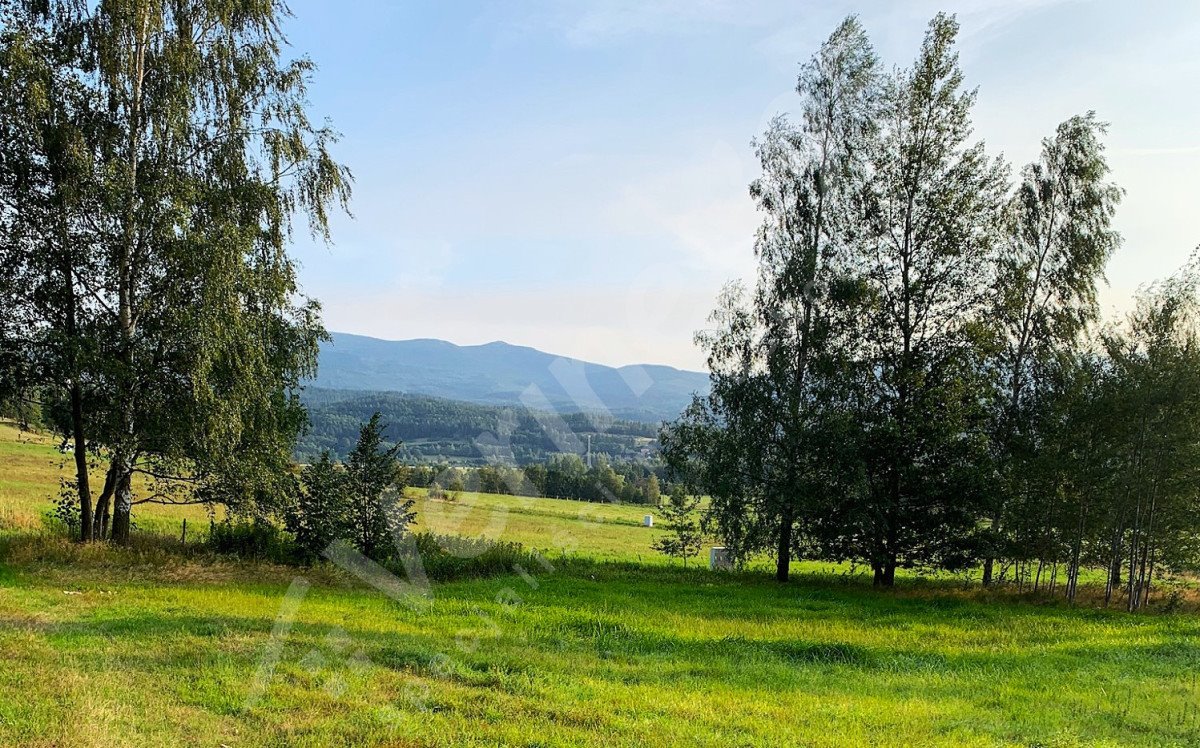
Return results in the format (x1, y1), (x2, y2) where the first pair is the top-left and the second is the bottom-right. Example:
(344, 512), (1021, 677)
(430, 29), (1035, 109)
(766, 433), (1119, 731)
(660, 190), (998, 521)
(310, 333), (710, 423)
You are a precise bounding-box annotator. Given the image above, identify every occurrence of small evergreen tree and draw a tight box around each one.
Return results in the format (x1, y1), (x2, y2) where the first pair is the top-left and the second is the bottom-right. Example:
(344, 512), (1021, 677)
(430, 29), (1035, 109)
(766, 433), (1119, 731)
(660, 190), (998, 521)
(289, 452), (351, 562)
(346, 413), (415, 559)
(653, 487), (703, 567)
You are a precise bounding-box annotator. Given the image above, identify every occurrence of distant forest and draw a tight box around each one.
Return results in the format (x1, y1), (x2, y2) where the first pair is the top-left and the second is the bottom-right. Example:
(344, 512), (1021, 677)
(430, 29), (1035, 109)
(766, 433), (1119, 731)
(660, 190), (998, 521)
(298, 389), (660, 465)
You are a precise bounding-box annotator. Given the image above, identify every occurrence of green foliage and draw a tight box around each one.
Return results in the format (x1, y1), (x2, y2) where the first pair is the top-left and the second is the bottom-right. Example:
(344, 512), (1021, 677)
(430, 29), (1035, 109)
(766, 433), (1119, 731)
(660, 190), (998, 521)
(665, 14), (1006, 583)
(978, 256), (1200, 605)
(661, 13), (1182, 594)
(664, 18), (882, 581)
(207, 519), (294, 562)
(345, 413), (414, 559)
(0, 0), (351, 542)
(652, 487), (703, 567)
(285, 414), (416, 563)
(287, 452), (350, 562)
(1089, 261), (1200, 606)
(986, 111), (1124, 585)
(839, 13), (1009, 584)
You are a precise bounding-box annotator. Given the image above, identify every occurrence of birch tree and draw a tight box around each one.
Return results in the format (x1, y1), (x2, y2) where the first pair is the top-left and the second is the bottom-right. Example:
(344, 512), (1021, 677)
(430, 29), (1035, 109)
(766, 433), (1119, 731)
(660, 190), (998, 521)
(983, 112), (1123, 585)
(663, 16), (878, 581)
(1096, 261), (1200, 610)
(843, 13), (1008, 586)
(0, 0), (351, 542)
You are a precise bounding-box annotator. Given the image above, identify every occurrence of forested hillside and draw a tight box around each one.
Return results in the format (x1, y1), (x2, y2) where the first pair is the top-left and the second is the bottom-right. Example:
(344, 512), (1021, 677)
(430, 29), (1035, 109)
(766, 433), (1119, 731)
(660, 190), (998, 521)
(310, 333), (709, 423)
(298, 389), (659, 464)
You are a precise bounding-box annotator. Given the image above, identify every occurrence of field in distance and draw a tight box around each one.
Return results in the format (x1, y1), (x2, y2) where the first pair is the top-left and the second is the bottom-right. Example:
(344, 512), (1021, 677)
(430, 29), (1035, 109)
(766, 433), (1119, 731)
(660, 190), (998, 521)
(0, 421), (673, 564)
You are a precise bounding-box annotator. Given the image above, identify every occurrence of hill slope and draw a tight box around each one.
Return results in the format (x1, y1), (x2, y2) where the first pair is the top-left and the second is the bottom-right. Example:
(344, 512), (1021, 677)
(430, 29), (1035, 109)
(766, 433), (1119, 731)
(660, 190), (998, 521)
(311, 333), (708, 423)
(298, 389), (659, 464)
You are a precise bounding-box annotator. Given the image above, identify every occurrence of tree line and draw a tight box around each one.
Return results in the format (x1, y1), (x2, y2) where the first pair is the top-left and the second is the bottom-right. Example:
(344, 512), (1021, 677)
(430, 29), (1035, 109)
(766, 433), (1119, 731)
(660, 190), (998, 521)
(662, 14), (1200, 607)
(405, 454), (665, 506)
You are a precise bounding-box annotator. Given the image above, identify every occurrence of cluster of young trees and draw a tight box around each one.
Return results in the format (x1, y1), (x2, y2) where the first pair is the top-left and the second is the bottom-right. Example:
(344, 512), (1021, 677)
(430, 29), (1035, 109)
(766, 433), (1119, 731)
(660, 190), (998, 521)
(406, 454), (665, 506)
(288, 414), (415, 562)
(0, 0), (349, 542)
(663, 14), (1200, 604)
(1004, 267), (1200, 609)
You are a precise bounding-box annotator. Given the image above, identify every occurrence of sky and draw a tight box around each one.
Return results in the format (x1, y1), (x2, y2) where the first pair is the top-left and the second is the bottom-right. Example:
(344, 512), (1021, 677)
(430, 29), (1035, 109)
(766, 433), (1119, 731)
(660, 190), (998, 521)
(282, 0), (1200, 371)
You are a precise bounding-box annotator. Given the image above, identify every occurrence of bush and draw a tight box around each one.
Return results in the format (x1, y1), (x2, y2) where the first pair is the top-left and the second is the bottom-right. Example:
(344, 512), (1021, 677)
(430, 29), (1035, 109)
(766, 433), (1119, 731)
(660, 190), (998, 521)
(44, 492), (81, 537)
(287, 452), (350, 561)
(394, 532), (545, 582)
(207, 519), (294, 562)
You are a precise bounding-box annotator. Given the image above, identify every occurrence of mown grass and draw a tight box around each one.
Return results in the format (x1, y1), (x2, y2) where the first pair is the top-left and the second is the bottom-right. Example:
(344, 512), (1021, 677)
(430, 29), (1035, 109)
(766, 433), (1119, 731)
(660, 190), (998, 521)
(3, 422), (1200, 746)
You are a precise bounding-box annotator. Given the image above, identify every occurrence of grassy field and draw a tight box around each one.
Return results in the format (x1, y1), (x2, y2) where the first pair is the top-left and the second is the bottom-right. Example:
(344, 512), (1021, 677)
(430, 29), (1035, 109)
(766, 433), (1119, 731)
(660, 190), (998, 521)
(1, 540), (1198, 747)
(409, 486), (672, 564)
(3, 422), (1200, 747)
(0, 422), (214, 537)
(0, 421), (671, 563)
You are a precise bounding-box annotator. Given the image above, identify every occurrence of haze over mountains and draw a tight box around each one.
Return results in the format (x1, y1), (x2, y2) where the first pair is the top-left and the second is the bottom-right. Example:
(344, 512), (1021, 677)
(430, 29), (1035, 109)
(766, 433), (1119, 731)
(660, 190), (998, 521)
(311, 332), (710, 423)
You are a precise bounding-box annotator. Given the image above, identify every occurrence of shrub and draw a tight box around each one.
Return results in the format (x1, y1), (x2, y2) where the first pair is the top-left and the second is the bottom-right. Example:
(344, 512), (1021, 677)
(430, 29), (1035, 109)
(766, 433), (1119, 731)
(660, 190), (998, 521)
(288, 452), (350, 561)
(394, 533), (544, 582)
(207, 519), (293, 562)
(44, 491), (80, 537)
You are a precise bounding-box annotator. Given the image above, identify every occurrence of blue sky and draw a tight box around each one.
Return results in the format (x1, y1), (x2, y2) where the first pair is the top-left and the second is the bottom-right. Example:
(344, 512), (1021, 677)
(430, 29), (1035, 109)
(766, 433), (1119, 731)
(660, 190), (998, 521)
(283, 0), (1200, 371)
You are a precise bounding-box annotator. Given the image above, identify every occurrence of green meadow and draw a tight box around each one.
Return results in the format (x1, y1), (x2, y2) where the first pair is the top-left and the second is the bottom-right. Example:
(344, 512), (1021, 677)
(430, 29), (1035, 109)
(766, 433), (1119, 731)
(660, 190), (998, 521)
(2, 423), (1199, 747)
(0, 421), (668, 563)
(0, 423), (214, 537)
